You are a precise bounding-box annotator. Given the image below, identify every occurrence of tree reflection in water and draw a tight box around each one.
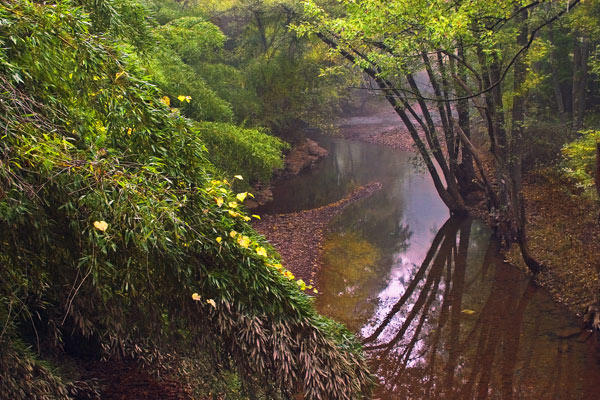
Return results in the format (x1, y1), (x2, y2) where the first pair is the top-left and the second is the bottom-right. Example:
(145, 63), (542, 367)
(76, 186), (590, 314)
(360, 217), (598, 400)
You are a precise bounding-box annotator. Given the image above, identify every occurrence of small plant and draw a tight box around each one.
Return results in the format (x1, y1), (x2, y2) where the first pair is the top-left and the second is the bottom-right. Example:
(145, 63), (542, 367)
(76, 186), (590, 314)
(562, 130), (600, 196)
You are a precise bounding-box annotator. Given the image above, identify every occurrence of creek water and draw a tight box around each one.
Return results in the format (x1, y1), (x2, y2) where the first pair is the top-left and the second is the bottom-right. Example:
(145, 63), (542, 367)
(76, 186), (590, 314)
(262, 135), (600, 399)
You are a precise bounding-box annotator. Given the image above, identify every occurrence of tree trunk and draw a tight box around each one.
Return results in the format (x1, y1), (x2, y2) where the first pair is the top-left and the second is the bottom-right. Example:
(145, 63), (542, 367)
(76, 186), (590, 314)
(572, 36), (589, 130)
(456, 44), (476, 193)
(549, 28), (567, 126)
(511, 9), (544, 274)
(596, 140), (600, 223)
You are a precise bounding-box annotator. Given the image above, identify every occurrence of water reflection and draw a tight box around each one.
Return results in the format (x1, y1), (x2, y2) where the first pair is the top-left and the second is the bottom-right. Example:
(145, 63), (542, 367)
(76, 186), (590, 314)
(323, 217), (600, 399)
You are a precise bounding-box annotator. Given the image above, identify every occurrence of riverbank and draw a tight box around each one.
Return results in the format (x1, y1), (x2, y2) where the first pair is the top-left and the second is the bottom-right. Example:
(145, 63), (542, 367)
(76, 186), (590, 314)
(337, 105), (417, 151)
(507, 168), (600, 315)
(252, 182), (383, 283)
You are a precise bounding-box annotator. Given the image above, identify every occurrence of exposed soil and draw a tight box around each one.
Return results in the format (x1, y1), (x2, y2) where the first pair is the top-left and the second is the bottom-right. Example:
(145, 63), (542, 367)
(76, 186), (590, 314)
(281, 138), (328, 176)
(73, 361), (195, 400)
(252, 182), (383, 283)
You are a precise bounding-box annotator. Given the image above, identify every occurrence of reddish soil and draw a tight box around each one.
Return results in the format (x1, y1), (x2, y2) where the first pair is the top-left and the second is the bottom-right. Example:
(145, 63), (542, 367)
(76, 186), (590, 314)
(80, 361), (194, 400)
(252, 182), (382, 283)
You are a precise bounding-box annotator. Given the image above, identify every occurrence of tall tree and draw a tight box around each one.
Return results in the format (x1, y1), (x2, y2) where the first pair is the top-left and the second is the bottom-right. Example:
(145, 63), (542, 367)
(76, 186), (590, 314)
(296, 0), (581, 272)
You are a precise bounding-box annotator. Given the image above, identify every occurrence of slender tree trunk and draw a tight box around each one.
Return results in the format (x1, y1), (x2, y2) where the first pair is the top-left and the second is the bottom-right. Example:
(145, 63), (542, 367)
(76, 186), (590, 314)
(455, 44), (476, 192)
(549, 28), (567, 126)
(511, 9), (543, 274)
(476, 47), (497, 155)
(572, 35), (589, 130)
(596, 141), (600, 222)
(312, 32), (468, 214)
(420, 53), (465, 206)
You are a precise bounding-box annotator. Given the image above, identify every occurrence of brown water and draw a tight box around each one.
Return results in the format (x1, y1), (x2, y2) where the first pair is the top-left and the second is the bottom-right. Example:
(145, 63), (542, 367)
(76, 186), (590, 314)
(262, 135), (600, 399)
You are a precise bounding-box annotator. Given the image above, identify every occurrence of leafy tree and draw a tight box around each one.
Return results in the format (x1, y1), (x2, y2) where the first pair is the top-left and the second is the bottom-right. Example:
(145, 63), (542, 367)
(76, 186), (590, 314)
(296, 0), (581, 272)
(146, 0), (353, 140)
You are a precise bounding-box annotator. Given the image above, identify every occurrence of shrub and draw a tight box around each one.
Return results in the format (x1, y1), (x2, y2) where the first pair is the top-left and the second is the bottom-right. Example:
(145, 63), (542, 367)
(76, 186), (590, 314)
(195, 121), (288, 184)
(562, 130), (600, 196)
(0, 1), (371, 399)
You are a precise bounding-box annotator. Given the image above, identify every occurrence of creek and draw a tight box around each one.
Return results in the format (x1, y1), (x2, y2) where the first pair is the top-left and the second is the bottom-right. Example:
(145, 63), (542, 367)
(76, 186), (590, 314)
(262, 134), (600, 399)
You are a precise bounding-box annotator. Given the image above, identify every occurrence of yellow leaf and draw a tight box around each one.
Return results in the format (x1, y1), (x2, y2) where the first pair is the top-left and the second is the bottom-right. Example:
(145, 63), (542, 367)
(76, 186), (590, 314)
(115, 70), (125, 80)
(192, 293), (201, 301)
(216, 236), (222, 243)
(234, 175), (243, 180)
(93, 220), (108, 232)
(296, 279), (307, 290)
(251, 214), (261, 220)
(461, 309), (476, 315)
(236, 192), (248, 202)
(206, 299), (216, 308)
(237, 235), (250, 248)
(313, 289), (319, 294)
(160, 96), (170, 106)
(284, 271), (294, 280)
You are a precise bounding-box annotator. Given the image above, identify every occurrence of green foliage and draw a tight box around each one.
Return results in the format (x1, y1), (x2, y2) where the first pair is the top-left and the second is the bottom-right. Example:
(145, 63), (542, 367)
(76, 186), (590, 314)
(195, 122), (288, 184)
(147, 46), (235, 122)
(562, 130), (600, 194)
(242, 49), (345, 137)
(0, 1), (371, 399)
(147, 16), (235, 122)
(145, 0), (352, 138)
(77, 0), (153, 51)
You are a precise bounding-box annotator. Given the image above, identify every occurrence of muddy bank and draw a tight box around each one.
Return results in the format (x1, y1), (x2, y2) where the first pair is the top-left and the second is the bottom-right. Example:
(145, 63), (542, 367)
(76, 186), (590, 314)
(281, 138), (328, 176)
(252, 182), (383, 283)
(506, 169), (600, 315)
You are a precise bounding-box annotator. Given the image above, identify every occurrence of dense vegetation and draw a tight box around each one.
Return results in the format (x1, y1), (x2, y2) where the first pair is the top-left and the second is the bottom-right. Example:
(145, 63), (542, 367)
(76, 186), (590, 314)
(0, 0), (370, 399)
